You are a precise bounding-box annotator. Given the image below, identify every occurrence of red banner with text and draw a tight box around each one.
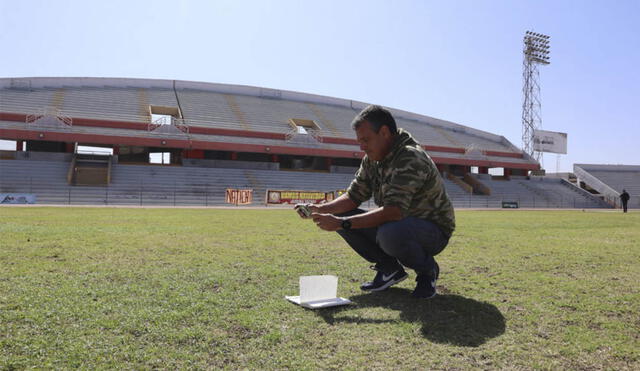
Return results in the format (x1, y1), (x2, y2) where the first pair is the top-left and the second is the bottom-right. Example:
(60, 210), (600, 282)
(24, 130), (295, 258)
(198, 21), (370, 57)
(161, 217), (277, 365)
(266, 190), (335, 205)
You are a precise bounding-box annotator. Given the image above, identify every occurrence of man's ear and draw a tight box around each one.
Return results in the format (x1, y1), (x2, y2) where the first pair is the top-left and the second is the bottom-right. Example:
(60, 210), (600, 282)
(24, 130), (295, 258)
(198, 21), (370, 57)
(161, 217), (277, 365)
(379, 125), (391, 139)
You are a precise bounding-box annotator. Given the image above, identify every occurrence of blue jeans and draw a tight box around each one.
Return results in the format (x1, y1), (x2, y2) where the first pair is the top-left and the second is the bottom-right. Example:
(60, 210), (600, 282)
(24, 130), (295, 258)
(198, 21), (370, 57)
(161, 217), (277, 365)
(336, 209), (450, 276)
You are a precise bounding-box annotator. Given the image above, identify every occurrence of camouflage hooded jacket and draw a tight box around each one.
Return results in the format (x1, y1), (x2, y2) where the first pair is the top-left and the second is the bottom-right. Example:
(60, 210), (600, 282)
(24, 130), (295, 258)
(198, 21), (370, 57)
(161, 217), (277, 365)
(346, 129), (456, 237)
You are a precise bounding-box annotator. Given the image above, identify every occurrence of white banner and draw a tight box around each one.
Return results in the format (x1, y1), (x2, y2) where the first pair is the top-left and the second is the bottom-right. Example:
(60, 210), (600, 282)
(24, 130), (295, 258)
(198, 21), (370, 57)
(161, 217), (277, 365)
(533, 130), (568, 154)
(1, 193), (37, 204)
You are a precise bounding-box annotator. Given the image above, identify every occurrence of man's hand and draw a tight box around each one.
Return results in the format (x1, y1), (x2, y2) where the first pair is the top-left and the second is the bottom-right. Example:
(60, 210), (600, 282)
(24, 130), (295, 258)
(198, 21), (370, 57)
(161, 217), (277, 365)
(311, 213), (342, 231)
(294, 203), (320, 219)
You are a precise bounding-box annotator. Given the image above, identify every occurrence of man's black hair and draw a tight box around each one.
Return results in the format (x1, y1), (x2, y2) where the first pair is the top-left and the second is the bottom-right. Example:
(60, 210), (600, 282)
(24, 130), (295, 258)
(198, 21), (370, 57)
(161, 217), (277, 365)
(351, 105), (398, 134)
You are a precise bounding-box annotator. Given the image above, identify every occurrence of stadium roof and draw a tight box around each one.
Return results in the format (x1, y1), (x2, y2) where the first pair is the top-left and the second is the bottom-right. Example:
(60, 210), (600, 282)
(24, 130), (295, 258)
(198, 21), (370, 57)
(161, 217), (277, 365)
(0, 77), (539, 170)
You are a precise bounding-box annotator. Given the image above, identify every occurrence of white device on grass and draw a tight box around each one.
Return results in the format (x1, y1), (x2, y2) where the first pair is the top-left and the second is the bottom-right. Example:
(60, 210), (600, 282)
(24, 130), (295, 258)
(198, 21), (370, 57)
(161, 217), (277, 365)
(285, 275), (351, 309)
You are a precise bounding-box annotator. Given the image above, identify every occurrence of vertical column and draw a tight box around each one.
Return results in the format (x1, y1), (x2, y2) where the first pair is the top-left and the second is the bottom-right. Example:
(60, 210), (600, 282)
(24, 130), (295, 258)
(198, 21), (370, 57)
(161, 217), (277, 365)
(16, 140), (24, 151)
(479, 167), (489, 174)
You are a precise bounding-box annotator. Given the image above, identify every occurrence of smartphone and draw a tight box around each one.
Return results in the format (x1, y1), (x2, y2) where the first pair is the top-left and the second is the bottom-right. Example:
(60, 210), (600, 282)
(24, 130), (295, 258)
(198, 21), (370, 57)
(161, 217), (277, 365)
(295, 204), (312, 218)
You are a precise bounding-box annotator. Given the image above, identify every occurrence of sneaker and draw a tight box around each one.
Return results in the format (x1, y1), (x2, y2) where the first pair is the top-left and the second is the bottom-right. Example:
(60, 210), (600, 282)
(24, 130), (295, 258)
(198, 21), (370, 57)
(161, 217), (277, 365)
(412, 262), (440, 299)
(360, 265), (408, 292)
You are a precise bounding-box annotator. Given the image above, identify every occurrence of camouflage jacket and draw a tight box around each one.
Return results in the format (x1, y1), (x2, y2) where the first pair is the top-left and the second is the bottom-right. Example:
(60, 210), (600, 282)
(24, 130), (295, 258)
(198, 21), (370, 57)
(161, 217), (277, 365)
(347, 129), (456, 237)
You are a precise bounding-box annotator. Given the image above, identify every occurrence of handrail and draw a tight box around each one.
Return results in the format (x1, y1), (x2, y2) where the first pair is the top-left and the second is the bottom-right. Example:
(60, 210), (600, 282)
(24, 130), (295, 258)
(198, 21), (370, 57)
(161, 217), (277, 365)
(558, 178), (610, 208)
(107, 155), (112, 185)
(25, 107), (73, 127)
(573, 165), (620, 207)
(446, 173), (473, 193)
(463, 173), (491, 195)
(148, 117), (189, 134)
(67, 155), (76, 185)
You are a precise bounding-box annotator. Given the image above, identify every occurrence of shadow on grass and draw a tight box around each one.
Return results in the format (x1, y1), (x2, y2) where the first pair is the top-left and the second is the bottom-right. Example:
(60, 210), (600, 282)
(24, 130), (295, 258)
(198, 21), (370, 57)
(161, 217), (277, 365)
(316, 288), (505, 347)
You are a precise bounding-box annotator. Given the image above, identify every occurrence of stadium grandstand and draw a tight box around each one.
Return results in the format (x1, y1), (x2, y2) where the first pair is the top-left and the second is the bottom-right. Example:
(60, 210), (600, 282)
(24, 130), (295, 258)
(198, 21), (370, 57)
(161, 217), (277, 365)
(0, 77), (609, 208)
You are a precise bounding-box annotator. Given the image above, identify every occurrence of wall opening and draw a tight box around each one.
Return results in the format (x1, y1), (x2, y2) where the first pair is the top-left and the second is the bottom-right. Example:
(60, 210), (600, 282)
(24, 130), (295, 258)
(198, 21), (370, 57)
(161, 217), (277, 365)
(289, 118), (319, 134)
(151, 114), (172, 125)
(149, 105), (182, 125)
(150, 152), (171, 165)
(0, 139), (23, 151)
(77, 145), (113, 155)
(489, 168), (504, 176)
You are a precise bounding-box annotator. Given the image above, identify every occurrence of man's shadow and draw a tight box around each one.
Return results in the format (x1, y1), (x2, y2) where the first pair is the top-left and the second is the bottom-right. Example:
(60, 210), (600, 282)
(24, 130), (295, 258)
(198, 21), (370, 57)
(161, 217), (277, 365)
(316, 288), (505, 347)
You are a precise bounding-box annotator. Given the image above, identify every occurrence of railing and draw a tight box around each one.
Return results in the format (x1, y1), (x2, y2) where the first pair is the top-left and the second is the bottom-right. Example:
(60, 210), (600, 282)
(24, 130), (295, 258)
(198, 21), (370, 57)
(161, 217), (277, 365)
(463, 173), (491, 195)
(448, 193), (608, 209)
(148, 117), (189, 134)
(446, 173), (473, 193)
(285, 127), (323, 144)
(0, 174), (613, 209)
(25, 107), (73, 127)
(573, 166), (620, 207)
(559, 178), (610, 208)
(67, 156), (77, 185)
(308, 129), (323, 143)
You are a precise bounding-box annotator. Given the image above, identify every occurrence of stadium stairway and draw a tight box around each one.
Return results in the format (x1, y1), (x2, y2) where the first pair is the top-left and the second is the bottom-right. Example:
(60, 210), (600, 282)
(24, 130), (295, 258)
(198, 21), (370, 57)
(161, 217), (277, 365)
(69, 154), (112, 186)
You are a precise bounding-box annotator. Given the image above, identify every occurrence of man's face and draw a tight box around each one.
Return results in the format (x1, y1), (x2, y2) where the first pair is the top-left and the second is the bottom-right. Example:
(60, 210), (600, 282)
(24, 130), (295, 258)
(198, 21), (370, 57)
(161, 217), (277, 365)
(355, 121), (393, 161)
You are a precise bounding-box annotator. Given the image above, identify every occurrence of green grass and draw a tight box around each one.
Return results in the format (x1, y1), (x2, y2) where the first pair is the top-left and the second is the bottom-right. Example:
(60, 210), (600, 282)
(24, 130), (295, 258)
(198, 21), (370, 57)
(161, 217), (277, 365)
(1, 207), (639, 370)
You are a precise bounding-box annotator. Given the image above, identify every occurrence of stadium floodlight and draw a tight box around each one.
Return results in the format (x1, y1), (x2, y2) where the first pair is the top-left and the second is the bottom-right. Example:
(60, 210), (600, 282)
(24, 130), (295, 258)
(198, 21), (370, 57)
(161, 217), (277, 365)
(522, 30), (551, 164)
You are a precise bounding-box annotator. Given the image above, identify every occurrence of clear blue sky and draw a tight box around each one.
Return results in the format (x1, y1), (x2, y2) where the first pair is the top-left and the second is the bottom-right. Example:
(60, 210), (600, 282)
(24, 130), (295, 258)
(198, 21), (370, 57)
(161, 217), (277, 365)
(1, 0), (638, 172)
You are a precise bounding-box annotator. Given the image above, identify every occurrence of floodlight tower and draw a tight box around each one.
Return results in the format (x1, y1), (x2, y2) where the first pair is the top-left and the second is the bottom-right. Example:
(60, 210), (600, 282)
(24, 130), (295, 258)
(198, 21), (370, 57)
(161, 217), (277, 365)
(522, 31), (550, 163)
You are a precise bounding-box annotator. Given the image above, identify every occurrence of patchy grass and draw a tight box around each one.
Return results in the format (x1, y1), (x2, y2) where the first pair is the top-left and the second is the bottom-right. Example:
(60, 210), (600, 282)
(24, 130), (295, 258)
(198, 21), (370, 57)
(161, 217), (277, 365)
(0, 207), (638, 369)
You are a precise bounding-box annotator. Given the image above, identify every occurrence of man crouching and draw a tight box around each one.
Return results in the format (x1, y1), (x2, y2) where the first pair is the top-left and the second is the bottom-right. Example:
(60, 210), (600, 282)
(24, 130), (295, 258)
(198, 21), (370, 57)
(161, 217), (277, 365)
(296, 105), (455, 299)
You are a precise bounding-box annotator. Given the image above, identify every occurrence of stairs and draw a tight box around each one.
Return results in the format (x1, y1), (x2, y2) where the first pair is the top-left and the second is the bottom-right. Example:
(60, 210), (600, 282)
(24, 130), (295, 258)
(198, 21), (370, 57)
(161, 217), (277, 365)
(69, 154), (112, 186)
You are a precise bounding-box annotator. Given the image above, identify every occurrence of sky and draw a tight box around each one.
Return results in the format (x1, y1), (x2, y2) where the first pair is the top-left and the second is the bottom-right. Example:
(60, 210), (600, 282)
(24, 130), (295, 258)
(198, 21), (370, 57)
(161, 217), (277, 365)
(1, 0), (638, 172)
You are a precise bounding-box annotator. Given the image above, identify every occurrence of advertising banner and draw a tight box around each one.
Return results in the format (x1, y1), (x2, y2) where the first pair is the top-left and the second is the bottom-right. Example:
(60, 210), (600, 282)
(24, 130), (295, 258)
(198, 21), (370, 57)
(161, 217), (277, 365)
(0, 193), (37, 204)
(225, 189), (253, 205)
(533, 130), (568, 154)
(266, 190), (334, 205)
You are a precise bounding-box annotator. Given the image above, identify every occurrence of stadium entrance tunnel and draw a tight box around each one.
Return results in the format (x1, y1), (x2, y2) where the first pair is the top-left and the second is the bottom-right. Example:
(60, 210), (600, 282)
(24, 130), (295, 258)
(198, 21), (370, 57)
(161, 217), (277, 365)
(316, 288), (505, 347)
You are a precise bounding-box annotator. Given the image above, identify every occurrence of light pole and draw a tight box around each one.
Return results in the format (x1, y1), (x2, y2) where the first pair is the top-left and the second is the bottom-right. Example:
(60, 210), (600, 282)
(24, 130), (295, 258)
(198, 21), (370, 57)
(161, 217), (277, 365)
(522, 31), (551, 164)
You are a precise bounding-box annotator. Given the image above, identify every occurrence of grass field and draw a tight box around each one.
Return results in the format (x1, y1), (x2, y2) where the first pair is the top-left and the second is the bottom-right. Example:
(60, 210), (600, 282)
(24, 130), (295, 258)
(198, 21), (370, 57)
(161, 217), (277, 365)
(1, 207), (639, 370)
